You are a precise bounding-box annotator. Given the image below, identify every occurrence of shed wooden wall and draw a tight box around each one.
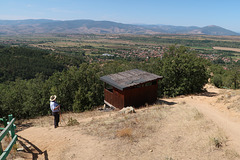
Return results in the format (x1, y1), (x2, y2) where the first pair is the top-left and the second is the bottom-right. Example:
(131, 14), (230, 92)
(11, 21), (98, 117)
(124, 83), (158, 107)
(104, 80), (158, 109)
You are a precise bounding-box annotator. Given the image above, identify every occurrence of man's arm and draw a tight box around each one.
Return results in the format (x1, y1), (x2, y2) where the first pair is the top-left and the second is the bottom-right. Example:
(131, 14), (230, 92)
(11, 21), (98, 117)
(54, 105), (60, 110)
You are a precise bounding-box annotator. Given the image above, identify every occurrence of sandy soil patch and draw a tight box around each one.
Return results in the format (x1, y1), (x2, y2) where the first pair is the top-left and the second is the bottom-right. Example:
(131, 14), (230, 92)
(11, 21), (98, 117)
(8, 85), (240, 160)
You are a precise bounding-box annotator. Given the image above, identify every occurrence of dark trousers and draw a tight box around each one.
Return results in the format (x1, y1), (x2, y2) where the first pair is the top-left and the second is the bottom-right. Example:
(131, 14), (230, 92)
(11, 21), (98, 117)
(52, 112), (59, 128)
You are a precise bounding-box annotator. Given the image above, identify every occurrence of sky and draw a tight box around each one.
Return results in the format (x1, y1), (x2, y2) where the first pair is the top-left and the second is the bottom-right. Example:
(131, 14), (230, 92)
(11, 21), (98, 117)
(0, 0), (240, 32)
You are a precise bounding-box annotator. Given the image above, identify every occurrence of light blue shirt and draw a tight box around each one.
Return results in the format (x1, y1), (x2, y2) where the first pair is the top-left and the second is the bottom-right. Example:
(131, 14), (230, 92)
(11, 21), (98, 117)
(50, 101), (60, 112)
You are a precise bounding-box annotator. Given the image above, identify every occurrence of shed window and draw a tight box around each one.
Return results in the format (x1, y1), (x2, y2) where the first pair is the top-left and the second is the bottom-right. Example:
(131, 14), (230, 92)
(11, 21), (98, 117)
(145, 81), (157, 87)
(145, 82), (152, 87)
(105, 83), (113, 93)
(133, 84), (142, 88)
(152, 81), (157, 85)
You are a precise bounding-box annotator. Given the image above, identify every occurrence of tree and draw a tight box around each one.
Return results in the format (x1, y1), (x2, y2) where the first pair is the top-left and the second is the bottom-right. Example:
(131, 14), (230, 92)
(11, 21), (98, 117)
(151, 45), (209, 97)
(227, 66), (240, 89)
(210, 63), (240, 89)
(212, 74), (223, 88)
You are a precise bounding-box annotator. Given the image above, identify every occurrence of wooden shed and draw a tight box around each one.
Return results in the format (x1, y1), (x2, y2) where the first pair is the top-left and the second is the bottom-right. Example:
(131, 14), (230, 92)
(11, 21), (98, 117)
(100, 69), (163, 109)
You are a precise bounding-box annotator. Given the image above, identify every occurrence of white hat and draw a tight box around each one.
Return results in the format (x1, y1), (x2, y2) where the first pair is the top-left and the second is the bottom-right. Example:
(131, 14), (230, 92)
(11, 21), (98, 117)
(50, 95), (57, 101)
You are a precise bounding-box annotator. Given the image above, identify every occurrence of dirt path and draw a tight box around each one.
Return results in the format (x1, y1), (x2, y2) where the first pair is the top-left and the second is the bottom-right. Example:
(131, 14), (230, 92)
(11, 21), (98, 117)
(166, 86), (240, 153)
(16, 112), (118, 160)
(17, 127), (112, 160)
(15, 85), (240, 160)
(194, 99), (240, 151)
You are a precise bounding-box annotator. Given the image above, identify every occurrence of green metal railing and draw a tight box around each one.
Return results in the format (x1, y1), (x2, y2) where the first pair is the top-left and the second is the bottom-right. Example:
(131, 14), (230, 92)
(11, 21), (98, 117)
(0, 114), (18, 160)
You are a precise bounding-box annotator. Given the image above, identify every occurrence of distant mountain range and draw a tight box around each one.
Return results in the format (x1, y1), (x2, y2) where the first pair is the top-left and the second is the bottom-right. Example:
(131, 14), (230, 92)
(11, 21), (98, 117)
(0, 19), (238, 36)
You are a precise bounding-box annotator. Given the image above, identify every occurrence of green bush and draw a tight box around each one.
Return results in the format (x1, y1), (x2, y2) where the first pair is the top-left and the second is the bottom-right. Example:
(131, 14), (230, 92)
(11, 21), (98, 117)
(148, 46), (209, 97)
(209, 64), (240, 89)
(0, 46), (212, 119)
(212, 74), (223, 88)
(67, 117), (79, 126)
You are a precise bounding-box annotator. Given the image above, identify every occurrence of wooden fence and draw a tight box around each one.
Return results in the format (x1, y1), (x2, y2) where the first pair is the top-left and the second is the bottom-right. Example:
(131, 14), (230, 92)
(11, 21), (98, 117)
(0, 114), (18, 160)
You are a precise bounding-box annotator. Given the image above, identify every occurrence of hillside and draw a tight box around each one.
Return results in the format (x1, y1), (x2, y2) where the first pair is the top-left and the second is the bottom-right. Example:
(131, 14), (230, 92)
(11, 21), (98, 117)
(0, 19), (238, 36)
(200, 25), (238, 36)
(0, 46), (85, 82)
(0, 46), (64, 82)
(9, 85), (240, 160)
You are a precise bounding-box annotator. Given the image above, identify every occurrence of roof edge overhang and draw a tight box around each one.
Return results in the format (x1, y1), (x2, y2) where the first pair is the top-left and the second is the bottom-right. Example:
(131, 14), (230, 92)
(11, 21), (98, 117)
(100, 75), (163, 91)
(100, 76), (125, 90)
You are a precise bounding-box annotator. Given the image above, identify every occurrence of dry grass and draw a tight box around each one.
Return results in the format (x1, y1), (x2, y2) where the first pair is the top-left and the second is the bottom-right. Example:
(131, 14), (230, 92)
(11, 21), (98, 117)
(1, 134), (20, 159)
(225, 149), (240, 159)
(1, 135), (11, 150)
(15, 91), (240, 159)
(193, 109), (204, 120)
(67, 117), (79, 126)
(15, 108), (109, 128)
(116, 128), (133, 138)
(209, 129), (228, 149)
(217, 90), (240, 112)
(81, 105), (169, 141)
(78, 102), (239, 159)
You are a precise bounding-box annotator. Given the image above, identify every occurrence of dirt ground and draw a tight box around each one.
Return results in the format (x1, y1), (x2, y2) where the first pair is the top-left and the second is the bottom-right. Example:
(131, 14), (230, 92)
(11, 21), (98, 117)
(8, 84), (240, 160)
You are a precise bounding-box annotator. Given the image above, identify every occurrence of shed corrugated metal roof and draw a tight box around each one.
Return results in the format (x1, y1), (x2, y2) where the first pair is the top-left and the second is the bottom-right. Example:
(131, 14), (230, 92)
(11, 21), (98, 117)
(100, 69), (163, 90)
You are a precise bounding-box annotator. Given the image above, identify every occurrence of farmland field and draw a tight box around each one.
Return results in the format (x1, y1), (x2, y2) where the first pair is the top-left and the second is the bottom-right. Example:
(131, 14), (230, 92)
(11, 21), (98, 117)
(0, 34), (240, 64)
(213, 47), (240, 52)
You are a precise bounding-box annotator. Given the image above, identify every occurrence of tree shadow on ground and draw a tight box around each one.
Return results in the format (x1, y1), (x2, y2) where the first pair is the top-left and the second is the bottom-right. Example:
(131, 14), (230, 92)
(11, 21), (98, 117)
(17, 135), (48, 160)
(15, 123), (33, 133)
(198, 91), (218, 97)
(156, 99), (177, 105)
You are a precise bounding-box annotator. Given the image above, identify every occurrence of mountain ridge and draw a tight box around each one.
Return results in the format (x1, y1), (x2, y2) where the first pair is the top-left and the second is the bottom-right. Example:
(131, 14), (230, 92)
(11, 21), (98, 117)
(0, 19), (238, 36)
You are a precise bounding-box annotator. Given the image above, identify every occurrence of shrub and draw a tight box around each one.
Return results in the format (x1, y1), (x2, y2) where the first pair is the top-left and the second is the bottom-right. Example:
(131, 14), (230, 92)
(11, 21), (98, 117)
(212, 74), (223, 88)
(116, 128), (133, 138)
(67, 117), (79, 126)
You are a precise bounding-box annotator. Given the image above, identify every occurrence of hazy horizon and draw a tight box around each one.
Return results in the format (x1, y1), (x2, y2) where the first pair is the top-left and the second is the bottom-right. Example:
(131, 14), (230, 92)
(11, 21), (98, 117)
(1, 0), (240, 32)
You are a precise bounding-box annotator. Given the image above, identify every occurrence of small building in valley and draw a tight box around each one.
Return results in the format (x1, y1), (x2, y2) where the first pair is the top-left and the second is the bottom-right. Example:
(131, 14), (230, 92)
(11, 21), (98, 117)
(100, 69), (163, 109)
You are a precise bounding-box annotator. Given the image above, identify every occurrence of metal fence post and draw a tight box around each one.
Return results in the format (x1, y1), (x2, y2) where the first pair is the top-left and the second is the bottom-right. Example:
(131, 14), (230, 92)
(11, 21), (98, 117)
(0, 117), (5, 155)
(0, 141), (2, 155)
(8, 114), (15, 139)
(3, 117), (7, 127)
(8, 114), (12, 122)
(0, 114), (18, 160)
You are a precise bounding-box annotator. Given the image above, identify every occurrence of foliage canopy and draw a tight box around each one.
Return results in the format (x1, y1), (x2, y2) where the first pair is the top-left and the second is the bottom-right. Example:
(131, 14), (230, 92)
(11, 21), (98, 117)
(1, 45), (238, 119)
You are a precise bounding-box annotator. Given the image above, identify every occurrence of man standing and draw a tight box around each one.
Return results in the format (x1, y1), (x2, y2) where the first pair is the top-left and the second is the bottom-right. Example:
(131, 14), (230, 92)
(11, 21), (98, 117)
(50, 95), (60, 128)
